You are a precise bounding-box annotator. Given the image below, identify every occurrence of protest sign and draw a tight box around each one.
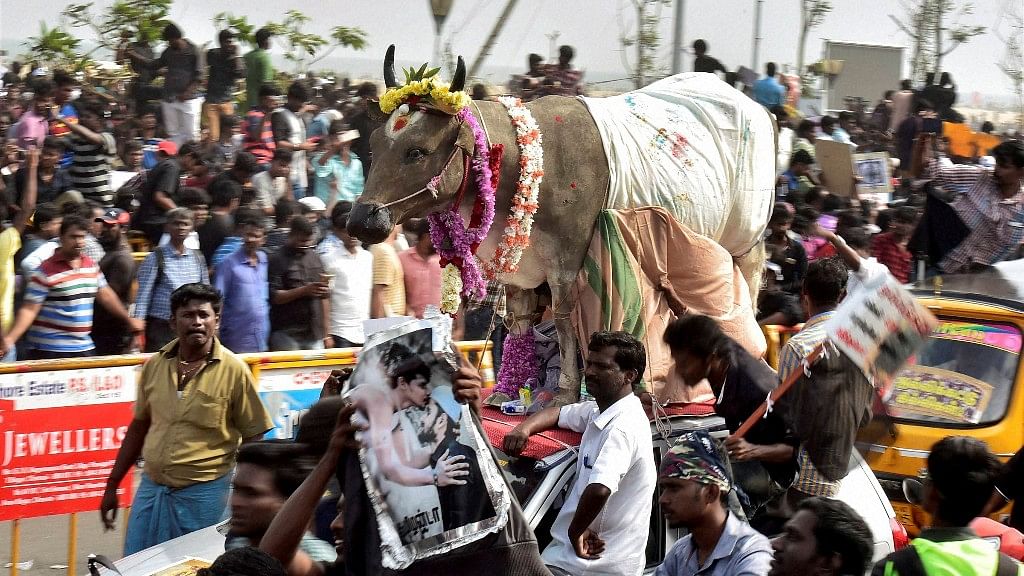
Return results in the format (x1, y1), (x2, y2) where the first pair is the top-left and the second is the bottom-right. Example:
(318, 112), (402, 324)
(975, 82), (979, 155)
(815, 139), (856, 197)
(344, 317), (510, 569)
(825, 275), (938, 381)
(854, 151), (893, 200)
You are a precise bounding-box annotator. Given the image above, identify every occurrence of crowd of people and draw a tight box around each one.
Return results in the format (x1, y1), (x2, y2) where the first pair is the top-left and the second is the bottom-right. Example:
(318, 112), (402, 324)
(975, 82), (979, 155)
(1, 18), (1023, 576)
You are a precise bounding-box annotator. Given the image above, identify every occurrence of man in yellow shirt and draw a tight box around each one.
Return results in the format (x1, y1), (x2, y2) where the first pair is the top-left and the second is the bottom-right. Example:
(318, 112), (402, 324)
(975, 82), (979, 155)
(0, 148), (39, 361)
(100, 283), (273, 554)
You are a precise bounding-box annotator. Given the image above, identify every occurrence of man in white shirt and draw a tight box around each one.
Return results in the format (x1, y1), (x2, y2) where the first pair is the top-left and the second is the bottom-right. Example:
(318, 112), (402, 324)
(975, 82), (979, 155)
(317, 202), (373, 348)
(813, 224), (890, 296)
(503, 331), (655, 576)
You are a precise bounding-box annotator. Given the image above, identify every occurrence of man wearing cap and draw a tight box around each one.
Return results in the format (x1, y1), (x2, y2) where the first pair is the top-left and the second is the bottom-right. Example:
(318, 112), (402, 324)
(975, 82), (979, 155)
(92, 208), (137, 355)
(656, 431), (773, 576)
(310, 121), (364, 208)
(134, 139), (182, 246)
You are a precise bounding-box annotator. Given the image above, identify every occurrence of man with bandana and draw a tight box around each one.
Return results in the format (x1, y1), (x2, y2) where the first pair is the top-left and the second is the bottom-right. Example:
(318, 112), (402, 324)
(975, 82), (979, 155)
(656, 431), (773, 576)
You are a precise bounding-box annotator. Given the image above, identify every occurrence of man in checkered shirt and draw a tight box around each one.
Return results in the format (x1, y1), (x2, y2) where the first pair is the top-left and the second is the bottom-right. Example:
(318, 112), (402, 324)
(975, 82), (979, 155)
(925, 138), (1024, 273)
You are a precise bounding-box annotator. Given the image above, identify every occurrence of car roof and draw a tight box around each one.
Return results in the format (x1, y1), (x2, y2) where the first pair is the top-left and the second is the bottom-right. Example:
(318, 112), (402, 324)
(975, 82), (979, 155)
(479, 399), (719, 461)
(911, 259), (1024, 313)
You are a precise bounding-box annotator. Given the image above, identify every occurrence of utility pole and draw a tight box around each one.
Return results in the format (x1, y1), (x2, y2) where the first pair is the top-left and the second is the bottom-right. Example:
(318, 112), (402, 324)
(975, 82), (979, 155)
(546, 30), (561, 62)
(671, 0), (686, 74)
(430, 0), (455, 67)
(468, 0), (520, 79)
(752, 0), (763, 71)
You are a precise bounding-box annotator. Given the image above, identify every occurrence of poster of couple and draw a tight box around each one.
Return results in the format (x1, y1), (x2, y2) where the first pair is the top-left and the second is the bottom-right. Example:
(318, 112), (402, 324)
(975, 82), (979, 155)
(344, 317), (509, 569)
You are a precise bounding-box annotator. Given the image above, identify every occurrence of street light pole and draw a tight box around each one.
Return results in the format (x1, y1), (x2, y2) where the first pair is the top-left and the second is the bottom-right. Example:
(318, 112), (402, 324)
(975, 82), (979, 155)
(752, 0), (763, 72)
(430, 0), (454, 66)
(671, 0), (686, 74)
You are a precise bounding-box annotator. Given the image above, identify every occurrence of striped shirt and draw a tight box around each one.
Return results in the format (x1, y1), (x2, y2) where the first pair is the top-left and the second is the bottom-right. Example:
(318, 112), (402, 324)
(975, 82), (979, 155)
(133, 245), (210, 321)
(25, 252), (107, 353)
(69, 132), (117, 207)
(928, 158), (1024, 273)
(777, 311), (840, 497)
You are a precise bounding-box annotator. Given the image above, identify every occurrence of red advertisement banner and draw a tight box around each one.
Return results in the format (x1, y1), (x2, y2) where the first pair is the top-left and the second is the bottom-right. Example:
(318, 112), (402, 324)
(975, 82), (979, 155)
(0, 399), (134, 521)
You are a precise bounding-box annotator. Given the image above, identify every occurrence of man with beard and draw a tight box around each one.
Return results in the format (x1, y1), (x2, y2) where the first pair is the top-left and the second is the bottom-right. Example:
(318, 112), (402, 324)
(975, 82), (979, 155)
(268, 216), (330, 350)
(92, 208), (137, 355)
(656, 431), (772, 576)
(397, 218), (441, 319)
(100, 283), (274, 554)
(504, 331), (654, 576)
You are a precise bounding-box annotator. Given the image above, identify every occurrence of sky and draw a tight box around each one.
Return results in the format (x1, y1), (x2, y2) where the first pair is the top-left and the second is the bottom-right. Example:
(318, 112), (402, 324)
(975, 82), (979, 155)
(0, 0), (1018, 103)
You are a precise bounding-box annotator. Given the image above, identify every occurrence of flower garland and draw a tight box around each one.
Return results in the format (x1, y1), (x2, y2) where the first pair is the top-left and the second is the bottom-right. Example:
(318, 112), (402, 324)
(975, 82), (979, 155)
(427, 106), (496, 313)
(379, 79), (471, 116)
(494, 330), (539, 400)
(482, 97), (544, 279)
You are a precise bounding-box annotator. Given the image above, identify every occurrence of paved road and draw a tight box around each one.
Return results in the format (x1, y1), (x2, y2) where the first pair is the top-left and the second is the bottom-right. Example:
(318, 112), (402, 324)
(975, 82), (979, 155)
(0, 510), (124, 575)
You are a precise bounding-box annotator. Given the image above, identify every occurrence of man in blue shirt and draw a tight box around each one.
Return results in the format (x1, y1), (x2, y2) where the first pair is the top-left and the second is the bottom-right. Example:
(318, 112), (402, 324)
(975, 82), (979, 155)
(753, 62), (786, 108)
(656, 431), (773, 576)
(214, 211), (269, 353)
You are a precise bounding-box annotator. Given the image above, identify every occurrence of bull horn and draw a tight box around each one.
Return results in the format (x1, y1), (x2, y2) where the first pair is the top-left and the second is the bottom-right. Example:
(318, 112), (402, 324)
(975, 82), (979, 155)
(450, 55), (466, 93)
(384, 44), (398, 89)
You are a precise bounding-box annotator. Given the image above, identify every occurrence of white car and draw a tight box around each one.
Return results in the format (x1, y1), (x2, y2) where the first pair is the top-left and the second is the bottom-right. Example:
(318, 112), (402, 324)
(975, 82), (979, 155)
(108, 403), (905, 575)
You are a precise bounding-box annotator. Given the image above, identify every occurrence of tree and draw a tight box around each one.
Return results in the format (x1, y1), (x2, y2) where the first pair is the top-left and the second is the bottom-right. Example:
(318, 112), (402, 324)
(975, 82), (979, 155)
(995, 3), (1023, 130)
(891, 0), (985, 82)
(212, 10), (368, 72)
(24, 21), (84, 69)
(797, 0), (832, 78)
(618, 0), (671, 89)
(62, 0), (172, 55)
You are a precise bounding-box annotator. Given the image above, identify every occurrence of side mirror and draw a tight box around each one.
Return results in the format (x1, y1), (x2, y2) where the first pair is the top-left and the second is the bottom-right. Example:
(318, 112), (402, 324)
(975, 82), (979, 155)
(902, 477), (924, 505)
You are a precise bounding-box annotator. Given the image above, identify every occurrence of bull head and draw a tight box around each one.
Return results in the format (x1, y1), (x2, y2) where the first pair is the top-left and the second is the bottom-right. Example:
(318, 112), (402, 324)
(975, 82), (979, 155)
(348, 46), (473, 245)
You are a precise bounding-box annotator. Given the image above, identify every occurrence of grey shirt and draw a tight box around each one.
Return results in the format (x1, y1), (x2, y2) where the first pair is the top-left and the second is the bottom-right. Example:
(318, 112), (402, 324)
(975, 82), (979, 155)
(655, 512), (773, 576)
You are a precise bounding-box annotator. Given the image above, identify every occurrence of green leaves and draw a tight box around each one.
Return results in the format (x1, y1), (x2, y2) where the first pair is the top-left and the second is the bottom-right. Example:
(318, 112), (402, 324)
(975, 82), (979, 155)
(403, 63), (441, 83)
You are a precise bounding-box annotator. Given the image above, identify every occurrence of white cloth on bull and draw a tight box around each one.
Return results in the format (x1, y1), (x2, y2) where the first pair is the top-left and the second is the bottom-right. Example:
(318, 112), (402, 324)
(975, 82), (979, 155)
(580, 72), (775, 258)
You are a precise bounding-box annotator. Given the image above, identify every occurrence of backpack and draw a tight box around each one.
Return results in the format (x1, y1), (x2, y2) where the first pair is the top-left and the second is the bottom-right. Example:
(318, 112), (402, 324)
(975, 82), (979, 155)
(885, 544), (1020, 576)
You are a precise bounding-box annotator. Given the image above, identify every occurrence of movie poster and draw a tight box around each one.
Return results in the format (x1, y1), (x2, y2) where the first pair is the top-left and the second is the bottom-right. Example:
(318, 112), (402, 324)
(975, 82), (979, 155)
(344, 317), (510, 569)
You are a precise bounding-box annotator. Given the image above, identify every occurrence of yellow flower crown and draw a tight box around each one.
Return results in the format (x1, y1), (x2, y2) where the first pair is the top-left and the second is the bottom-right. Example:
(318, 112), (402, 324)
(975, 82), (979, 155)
(379, 65), (471, 115)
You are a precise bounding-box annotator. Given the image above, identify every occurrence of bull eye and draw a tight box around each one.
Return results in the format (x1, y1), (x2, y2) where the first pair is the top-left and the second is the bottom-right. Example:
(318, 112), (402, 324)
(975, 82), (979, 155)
(405, 147), (427, 162)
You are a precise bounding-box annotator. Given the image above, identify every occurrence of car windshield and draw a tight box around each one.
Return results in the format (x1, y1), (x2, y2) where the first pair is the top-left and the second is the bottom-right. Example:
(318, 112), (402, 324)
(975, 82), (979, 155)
(886, 319), (1021, 426)
(491, 446), (559, 506)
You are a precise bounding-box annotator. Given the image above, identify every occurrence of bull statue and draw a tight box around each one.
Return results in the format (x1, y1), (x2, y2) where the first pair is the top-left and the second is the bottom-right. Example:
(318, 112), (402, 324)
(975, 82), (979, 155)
(348, 46), (775, 405)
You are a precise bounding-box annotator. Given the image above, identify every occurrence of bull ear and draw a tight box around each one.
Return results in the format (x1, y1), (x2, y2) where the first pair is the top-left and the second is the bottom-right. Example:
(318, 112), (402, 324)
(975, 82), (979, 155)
(367, 99), (388, 124)
(455, 117), (476, 155)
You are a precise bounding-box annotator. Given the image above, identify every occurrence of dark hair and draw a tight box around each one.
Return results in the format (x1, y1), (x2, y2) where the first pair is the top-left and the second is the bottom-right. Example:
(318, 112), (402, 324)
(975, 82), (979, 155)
(588, 331), (646, 386)
(836, 209), (863, 232)
(177, 186), (210, 209)
(838, 110), (855, 123)
(272, 148), (293, 164)
(234, 207), (263, 229)
(840, 227), (870, 251)
(170, 283), (223, 316)
(287, 81), (308, 102)
(356, 81), (378, 99)
(210, 178), (242, 208)
(162, 22), (183, 42)
(993, 140), (1024, 169)
(663, 315), (732, 363)
(33, 203), (59, 227)
(123, 140), (143, 155)
(765, 62), (777, 77)
(217, 29), (234, 46)
(275, 200), (298, 226)
(928, 436), (1002, 525)
(178, 141), (202, 161)
(797, 497), (874, 576)
(805, 187), (826, 207)
(404, 217), (430, 238)
(52, 70), (75, 88)
(802, 257), (847, 308)
(797, 119), (817, 137)
(219, 114), (240, 133)
(790, 149), (814, 167)
(883, 89), (894, 100)
(914, 97), (934, 113)
(236, 441), (317, 498)
(60, 214), (89, 236)
(559, 45), (575, 60)
(822, 193), (846, 214)
(31, 79), (54, 100)
(769, 202), (793, 226)
(528, 53), (543, 65)
(42, 136), (65, 153)
(289, 214), (314, 237)
(820, 115), (836, 131)
(331, 201), (354, 229)
(771, 105), (789, 121)
(692, 39), (708, 54)
(232, 151), (259, 175)
(900, 79), (913, 90)
(393, 356), (431, 389)
(255, 27), (274, 48)
(939, 71), (952, 86)
(196, 547), (286, 576)
(980, 121), (994, 134)
(294, 396), (347, 456)
(893, 206), (918, 224)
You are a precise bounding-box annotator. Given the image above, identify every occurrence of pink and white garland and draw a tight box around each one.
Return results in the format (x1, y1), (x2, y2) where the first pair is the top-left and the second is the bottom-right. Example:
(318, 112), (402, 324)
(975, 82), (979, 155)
(482, 96), (544, 279)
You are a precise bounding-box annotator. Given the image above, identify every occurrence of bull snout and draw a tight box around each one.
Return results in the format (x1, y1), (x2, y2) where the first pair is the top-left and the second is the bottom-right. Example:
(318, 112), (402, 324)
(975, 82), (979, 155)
(347, 202), (393, 245)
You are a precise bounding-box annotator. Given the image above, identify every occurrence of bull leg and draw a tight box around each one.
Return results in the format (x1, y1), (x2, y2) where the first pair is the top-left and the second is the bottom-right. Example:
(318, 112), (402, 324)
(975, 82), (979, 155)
(734, 241), (766, 311)
(486, 286), (541, 407)
(549, 279), (581, 406)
